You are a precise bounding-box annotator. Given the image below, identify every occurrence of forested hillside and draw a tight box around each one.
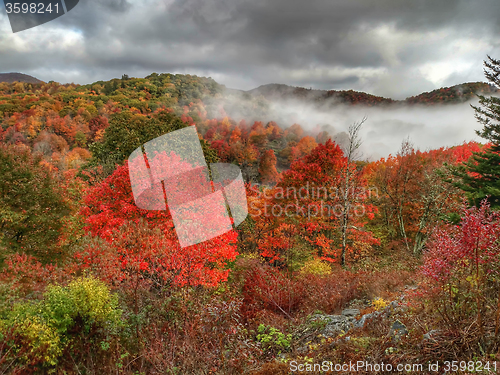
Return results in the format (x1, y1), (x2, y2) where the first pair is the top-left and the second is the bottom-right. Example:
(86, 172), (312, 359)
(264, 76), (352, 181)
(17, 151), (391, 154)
(405, 82), (499, 105)
(0, 66), (499, 374)
(245, 81), (498, 107)
(246, 83), (396, 106)
(0, 73), (44, 84)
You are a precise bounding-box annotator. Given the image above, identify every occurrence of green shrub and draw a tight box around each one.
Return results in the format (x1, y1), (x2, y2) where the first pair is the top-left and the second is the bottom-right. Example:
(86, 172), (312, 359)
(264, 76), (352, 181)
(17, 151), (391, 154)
(2, 276), (122, 367)
(256, 324), (292, 355)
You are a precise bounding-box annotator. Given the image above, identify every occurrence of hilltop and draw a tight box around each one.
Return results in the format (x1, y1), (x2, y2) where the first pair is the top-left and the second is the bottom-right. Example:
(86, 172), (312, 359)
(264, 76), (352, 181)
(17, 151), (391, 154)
(0, 73), (44, 84)
(405, 82), (499, 104)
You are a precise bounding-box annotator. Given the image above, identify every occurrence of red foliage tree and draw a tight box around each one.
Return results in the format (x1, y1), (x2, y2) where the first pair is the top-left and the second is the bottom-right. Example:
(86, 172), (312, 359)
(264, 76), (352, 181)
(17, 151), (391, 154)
(421, 199), (500, 339)
(88, 115), (109, 141)
(79, 162), (239, 288)
(210, 139), (232, 162)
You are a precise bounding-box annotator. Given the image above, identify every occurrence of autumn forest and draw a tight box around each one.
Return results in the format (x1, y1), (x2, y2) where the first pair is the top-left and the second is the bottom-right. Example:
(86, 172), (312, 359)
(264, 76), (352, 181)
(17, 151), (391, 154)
(1, 56), (500, 374)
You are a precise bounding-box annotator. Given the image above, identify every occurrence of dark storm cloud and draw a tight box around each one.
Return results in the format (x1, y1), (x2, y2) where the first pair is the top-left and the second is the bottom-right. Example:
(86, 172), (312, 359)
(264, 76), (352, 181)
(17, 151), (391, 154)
(99, 0), (131, 12)
(1, 0), (499, 97)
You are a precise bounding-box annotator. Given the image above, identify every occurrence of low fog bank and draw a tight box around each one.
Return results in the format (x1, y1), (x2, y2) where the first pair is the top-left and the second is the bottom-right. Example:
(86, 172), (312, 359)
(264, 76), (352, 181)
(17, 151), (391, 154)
(215, 93), (484, 161)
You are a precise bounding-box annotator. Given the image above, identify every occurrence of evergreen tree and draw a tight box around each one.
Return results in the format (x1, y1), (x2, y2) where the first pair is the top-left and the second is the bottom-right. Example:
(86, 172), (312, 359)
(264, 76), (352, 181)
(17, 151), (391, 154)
(454, 56), (500, 208)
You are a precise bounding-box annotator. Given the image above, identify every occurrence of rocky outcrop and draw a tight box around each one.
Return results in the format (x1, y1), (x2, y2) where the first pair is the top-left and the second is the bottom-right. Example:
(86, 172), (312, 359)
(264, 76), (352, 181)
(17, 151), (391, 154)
(301, 297), (408, 341)
(295, 289), (417, 355)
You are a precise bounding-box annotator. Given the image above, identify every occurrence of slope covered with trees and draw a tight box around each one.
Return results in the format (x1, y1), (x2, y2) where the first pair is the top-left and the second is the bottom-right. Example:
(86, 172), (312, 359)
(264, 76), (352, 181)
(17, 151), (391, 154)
(405, 82), (499, 105)
(247, 83), (396, 106)
(0, 63), (499, 373)
(0, 72), (44, 84)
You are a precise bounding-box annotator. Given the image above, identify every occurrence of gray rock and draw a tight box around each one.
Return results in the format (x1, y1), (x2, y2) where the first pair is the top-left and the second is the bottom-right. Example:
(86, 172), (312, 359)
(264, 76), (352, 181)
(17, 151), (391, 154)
(324, 315), (348, 323)
(323, 315), (353, 337)
(353, 310), (384, 329)
(423, 330), (440, 341)
(353, 312), (371, 329)
(391, 320), (407, 332)
(389, 320), (408, 341)
(307, 299), (407, 340)
(342, 308), (360, 317)
(308, 314), (355, 337)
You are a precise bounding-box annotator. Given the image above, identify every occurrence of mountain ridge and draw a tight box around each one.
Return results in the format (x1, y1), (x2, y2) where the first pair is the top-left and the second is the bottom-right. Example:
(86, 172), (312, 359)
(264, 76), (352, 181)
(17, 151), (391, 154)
(0, 73), (44, 84)
(243, 81), (499, 106)
(2, 71), (497, 107)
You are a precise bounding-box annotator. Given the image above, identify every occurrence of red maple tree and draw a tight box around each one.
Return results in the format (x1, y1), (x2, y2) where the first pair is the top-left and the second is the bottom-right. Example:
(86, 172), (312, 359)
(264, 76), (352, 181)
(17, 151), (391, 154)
(78, 160), (239, 288)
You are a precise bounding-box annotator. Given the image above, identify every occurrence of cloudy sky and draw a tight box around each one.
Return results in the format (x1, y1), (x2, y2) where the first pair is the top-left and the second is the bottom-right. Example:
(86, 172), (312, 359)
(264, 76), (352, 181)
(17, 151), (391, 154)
(1, 0), (499, 99)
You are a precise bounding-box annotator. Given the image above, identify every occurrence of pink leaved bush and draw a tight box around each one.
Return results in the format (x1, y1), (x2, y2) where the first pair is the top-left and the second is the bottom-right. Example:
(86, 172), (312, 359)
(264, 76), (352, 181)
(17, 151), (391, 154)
(422, 199), (500, 284)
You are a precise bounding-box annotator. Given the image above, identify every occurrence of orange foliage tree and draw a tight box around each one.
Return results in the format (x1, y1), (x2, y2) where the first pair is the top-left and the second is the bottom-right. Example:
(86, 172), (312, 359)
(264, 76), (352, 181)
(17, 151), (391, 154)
(365, 140), (479, 254)
(258, 149), (279, 185)
(257, 140), (378, 267)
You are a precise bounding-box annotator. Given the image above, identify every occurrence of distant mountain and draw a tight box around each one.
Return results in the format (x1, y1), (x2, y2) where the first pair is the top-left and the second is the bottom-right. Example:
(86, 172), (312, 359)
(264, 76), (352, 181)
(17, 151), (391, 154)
(0, 73), (44, 84)
(243, 82), (498, 107)
(247, 83), (395, 107)
(404, 82), (499, 105)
